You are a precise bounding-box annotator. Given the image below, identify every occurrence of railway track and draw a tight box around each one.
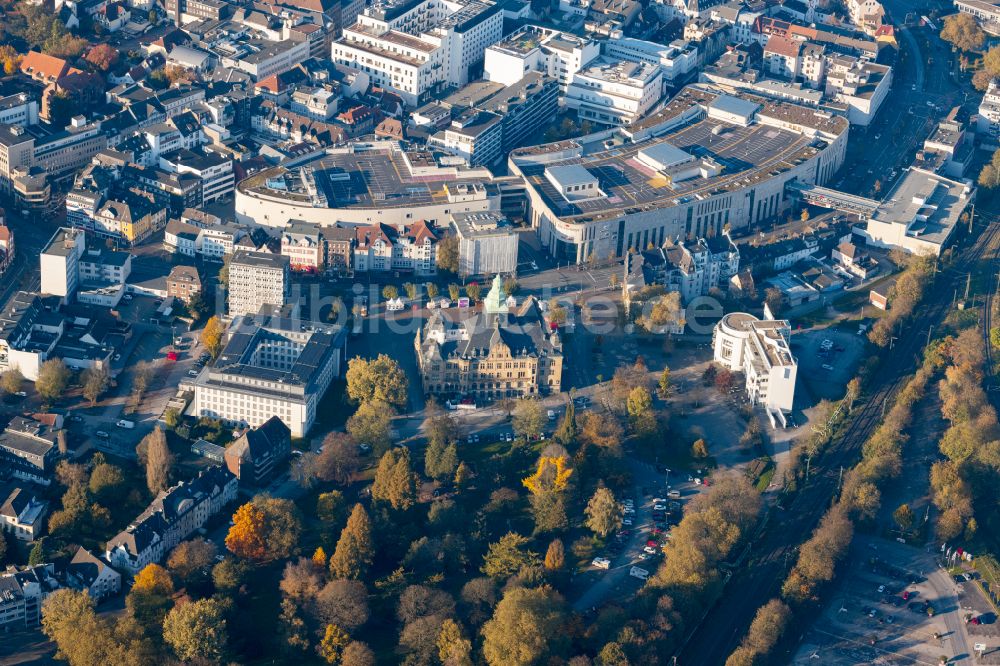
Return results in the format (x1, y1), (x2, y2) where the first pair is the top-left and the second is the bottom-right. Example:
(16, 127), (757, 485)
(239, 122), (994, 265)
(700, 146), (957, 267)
(675, 219), (1000, 665)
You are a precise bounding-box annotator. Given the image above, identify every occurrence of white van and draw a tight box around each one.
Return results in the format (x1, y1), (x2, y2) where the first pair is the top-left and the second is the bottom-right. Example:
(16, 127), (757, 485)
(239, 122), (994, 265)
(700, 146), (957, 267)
(629, 566), (649, 580)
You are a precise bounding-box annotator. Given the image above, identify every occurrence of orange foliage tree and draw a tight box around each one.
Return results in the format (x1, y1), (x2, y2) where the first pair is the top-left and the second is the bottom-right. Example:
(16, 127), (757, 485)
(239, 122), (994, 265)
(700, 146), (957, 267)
(225, 502), (268, 561)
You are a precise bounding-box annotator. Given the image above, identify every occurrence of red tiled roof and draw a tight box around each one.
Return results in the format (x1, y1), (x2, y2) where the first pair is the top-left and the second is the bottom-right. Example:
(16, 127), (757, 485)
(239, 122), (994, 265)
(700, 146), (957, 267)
(20, 51), (70, 83)
(764, 35), (802, 58)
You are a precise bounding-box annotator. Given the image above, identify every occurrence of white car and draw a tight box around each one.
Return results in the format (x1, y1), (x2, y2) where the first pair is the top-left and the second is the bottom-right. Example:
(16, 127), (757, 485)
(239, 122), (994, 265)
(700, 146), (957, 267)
(629, 566), (650, 580)
(643, 546), (658, 555)
(667, 490), (681, 499)
(822, 364), (834, 371)
(592, 557), (611, 570)
(622, 518), (633, 526)
(653, 504), (666, 511)
(652, 498), (667, 505)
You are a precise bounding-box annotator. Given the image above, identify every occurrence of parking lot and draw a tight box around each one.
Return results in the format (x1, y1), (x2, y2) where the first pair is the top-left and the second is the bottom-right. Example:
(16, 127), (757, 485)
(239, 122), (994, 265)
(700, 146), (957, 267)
(794, 535), (994, 665)
(790, 326), (867, 402)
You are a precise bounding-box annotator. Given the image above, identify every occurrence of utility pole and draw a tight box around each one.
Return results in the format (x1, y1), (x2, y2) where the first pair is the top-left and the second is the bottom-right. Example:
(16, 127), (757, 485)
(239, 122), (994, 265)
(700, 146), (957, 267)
(926, 325), (934, 347)
(965, 272), (972, 302)
(969, 202), (975, 233)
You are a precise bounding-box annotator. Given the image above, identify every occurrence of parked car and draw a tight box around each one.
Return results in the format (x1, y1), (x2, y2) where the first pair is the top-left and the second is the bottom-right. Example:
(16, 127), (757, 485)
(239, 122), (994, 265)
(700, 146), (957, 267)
(592, 557), (611, 570)
(96, 431), (110, 439)
(822, 364), (834, 371)
(667, 490), (681, 499)
(643, 546), (658, 555)
(116, 419), (135, 429)
(653, 503), (666, 511)
(13, 391), (26, 398)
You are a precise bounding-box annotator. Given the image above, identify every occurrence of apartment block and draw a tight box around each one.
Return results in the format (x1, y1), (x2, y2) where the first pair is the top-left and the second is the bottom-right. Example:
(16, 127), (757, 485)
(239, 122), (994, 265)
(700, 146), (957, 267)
(228, 250), (290, 317)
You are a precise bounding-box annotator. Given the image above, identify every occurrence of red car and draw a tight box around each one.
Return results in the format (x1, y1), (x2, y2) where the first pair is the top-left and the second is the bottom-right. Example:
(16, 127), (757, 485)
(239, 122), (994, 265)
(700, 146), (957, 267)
(166, 351), (178, 361)
(646, 540), (658, 548)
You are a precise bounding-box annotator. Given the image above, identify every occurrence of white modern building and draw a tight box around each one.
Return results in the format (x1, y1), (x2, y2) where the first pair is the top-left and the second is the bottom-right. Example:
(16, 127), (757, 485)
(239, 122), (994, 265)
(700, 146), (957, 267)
(40, 227), (132, 305)
(190, 315), (346, 437)
(332, 0), (505, 107)
(484, 25), (600, 90)
(979, 78), (1000, 143)
(513, 85), (849, 264)
(228, 250), (290, 317)
(860, 168), (975, 256)
(713, 312), (797, 414)
(451, 210), (518, 276)
(565, 58), (664, 126)
(603, 37), (699, 88)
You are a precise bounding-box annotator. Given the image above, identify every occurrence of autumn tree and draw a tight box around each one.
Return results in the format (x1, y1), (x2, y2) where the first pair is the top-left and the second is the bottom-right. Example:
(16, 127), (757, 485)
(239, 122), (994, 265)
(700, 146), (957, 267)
(312, 432), (363, 485)
(466, 282), (482, 302)
(43, 589), (154, 664)
(36, 359), (70, 404)
(941, 12), (985, 52)
(658, 366), (671, 398)
(544, 538), (565, 572)
(437, 618), (473, 666)
(142, 426), (173, 494)
(764, 287), (785, 316)
(1, 367), (23, 395)
(481, 532), (540, 579)
(163, 598), (228, 663)
(437, 235), (460, 274)
(481, 586), (566, 666)
(382, 285), (399, 300)
(691, 438), (709, 459)
(318, 624), (350, 664)
(626, 386), (656, 436)
(512, 398), (546, 439)
(167, 537), (217, 584)
(372, 447), (416, 510)
(201, 316), (225, 358)
(0, 46), (21, 76)
(585, 487), (621, 538)
(553, 399), (576, 446)
(894, 503), (914, 532)
(128, 563), (175, 631)
(577, 411), (624, 456)
(346, 400), (393, 457)
(225, 496), (302, 562)
(523, 452), (574, 534)
(638, 291), (684, 333)
(329, 504), (374, 579)
(85, 44), (119, 72)
(81, 365), (110, 405)
(314, 579), (370, 632)
(345, 354), (408, 407)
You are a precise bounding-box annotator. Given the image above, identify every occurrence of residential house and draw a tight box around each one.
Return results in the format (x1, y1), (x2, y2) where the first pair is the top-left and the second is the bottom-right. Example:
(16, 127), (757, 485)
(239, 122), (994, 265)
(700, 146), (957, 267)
(65, 547), (121, 600)
(166, 265), (201, 303)
(354, 221), (438, 275)
(0, 485), (48, 541)
(105, 465), (237, 575)
(223, 415), (291, 485)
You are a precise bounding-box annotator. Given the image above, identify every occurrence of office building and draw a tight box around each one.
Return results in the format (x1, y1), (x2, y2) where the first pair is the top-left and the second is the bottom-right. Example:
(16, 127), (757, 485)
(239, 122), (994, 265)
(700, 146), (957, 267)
(228, 251), (290, 317)
(190, 315), (347, 436)
(861, 168), (974, 256)
(513, 85), (849, 264)
(713, 312), (797, 414)
(451, 210), (518, 276)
